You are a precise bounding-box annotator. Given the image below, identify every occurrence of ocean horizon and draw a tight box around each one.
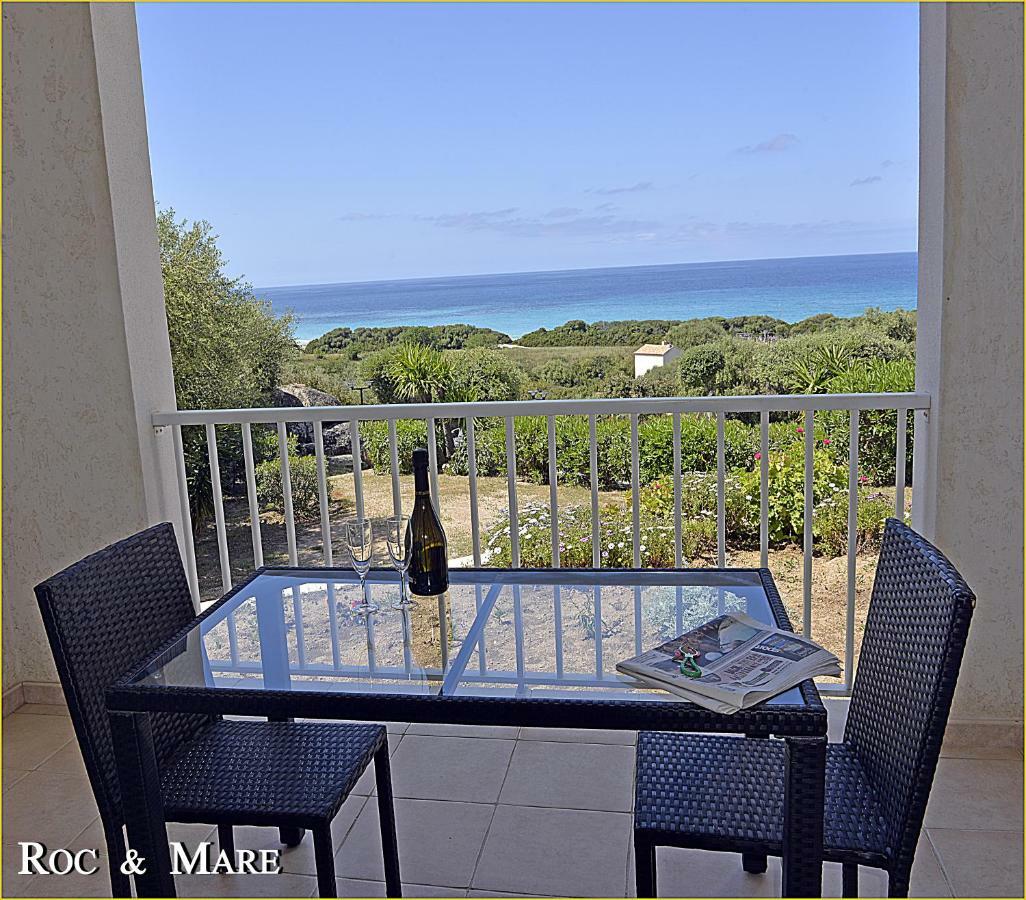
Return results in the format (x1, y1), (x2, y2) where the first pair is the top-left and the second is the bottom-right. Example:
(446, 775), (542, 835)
(258, 251), (917, 343)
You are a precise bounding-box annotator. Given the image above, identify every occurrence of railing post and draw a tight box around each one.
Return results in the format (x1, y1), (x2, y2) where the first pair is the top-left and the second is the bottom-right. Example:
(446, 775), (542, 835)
(242, 422), (265, 569)
(276, 422), (298, 567)
(313, 421), (332, 566)
(672, 411), (683, 566)
(802, 410), (814, 638)
(760, 411), (770, 569)
(547, 415), (560, 568)
(350, 419), (365, 523)
(630, 413), (641, 567)
(845, 411), (860, 688)
(716, 412), (726, 567)
(589, 414), (600, 567)
(504, 416), (520, 568)
(467, 416), (482, 566)
(895, 407), (908, 519)
(388, 419), (402, 518)
(205, 423), (232, 593)
(171, 423), (200, 605)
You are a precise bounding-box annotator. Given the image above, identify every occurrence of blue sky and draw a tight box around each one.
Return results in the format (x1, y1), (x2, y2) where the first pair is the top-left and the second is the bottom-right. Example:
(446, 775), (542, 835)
(136, 2), (919, 288)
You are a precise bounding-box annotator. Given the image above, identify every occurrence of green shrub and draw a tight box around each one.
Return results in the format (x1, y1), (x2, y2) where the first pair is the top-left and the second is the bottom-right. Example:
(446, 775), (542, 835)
(814, 489), (894, 556)
(448, 349), (525, 402)
(254, 444), (320, 519)
(820, 359), (916, 484)
(677, 344), (725, 394)
(637, 440), (874, 552)
(664, 319), (726, 351)
(361, 419), (430, 474)
(443, 415), (632, 489)
(638, 415), (760, 482)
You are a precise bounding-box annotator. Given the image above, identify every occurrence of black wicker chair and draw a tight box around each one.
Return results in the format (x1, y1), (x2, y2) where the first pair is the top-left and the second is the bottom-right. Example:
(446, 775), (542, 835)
(633, 519), (975, 898)
(35, 522), (401, 899)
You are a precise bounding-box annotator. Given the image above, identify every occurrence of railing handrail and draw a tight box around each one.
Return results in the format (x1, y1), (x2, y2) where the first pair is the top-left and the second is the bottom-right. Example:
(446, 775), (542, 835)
(153, 391), (931, 426)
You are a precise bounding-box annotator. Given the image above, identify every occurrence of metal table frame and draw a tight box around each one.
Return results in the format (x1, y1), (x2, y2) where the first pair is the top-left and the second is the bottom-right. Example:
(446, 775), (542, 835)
(108, 566), (827, 897)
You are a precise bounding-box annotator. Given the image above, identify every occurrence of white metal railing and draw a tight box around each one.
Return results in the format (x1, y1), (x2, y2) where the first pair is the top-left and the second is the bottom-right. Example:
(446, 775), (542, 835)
(154, 391), (930, 694)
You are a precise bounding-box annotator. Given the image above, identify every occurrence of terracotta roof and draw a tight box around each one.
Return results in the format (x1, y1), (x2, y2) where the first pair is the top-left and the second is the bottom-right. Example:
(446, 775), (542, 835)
(634, 343), (675, 355)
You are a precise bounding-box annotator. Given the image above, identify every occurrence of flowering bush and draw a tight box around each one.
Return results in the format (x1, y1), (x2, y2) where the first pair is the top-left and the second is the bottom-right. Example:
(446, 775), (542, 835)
(483, 501), (712, 568)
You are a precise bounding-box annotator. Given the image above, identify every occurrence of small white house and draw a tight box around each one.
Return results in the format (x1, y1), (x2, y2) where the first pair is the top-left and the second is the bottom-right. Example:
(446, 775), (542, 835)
(633, 343), (682, 378)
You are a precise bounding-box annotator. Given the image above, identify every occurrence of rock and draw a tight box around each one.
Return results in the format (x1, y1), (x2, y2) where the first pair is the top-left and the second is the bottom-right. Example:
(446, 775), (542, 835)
(322, 422), (352, 456)
(270, 383), (348, 451)
(273, 383), (342, 409)
(326, 454), (354, 476)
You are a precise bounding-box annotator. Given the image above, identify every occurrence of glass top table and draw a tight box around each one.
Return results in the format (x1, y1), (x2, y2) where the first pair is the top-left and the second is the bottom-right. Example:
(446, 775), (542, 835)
(108, 566), (828, 898)
(121, 567), (805, 707)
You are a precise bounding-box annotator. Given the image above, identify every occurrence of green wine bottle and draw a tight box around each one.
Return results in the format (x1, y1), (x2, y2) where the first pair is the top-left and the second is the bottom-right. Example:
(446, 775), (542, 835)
(407, 448), (449, 596)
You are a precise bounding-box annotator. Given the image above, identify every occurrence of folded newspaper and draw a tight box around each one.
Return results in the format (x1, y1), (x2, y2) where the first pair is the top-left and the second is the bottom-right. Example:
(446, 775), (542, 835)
(616, 612), (840, 714)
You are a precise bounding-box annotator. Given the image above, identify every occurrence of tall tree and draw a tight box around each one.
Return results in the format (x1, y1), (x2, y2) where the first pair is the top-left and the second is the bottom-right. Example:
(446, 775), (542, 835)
(159, 208), (297, 521)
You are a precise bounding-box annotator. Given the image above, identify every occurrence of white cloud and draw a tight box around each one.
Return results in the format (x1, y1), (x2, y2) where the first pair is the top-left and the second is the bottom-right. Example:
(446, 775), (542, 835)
(735, 133), (799, 154)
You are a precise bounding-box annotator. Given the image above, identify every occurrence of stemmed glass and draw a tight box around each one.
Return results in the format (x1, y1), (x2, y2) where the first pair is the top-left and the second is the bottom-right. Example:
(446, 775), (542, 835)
(344, 518), (378, 614)
(385, 514), (416, 609)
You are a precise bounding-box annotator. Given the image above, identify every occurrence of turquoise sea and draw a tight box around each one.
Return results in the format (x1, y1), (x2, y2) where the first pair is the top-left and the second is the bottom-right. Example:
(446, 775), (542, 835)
(259, 251), (917, 343)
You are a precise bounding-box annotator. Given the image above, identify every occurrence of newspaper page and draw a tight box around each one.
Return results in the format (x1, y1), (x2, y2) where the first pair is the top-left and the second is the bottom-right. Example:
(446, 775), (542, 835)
(616, 612), (840, 714)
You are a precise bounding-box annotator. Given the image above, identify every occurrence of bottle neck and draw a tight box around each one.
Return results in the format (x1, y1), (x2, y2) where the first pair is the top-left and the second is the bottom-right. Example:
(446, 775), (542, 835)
(413, 465), (430, 495)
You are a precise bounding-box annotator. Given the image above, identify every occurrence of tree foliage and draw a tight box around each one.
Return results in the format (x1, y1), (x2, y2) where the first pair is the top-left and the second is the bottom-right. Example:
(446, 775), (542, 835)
(307, 323), (509, 354)
(160, 209), (296, 410)
(159, 208), (297, 520)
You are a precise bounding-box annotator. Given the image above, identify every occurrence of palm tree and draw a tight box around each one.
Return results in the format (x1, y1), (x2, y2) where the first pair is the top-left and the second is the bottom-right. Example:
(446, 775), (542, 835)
(388, 342), (459, 459)
(388, 342), (451, 404)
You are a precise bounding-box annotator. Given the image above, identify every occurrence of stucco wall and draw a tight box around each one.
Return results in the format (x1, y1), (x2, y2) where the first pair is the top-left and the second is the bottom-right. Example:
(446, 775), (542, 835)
(915, 2), (1024, 728)
(2, 3), (179, 687)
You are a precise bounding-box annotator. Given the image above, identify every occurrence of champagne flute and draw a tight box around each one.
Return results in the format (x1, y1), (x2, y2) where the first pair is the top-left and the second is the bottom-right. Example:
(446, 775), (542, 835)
(385, 514), (415, 609)
(344, 518), (378, 614)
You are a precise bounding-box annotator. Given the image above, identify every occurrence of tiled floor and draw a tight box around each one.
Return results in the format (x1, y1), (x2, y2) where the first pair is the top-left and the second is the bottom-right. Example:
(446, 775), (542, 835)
(2, 701), (1022, 898)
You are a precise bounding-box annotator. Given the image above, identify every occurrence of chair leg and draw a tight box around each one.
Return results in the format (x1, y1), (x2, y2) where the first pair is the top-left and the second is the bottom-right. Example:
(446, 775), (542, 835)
(269, 715), (306, 848)
(104, 827), (133, 899)
(373, 744), (402, 897)
(312, 824), (337, 898)
(842, 863), (859, 897)
(633, 832), (657, 898)
(886, 866), (911, 898)
(279, 825), (305, 847)
(742, 852), (768, 874)
(741, 734), (769, 878)
(217, 823), (236, 861)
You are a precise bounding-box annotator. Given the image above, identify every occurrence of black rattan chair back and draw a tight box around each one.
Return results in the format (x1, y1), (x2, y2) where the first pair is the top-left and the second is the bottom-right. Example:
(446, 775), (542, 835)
(844, 518), (974, 869)
(34, 523), (214, 827)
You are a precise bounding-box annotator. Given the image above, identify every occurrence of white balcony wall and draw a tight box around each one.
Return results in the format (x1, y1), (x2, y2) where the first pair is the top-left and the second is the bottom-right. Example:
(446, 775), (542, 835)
(2, 3), (181, 692)
(916, 2), (1023, 739)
